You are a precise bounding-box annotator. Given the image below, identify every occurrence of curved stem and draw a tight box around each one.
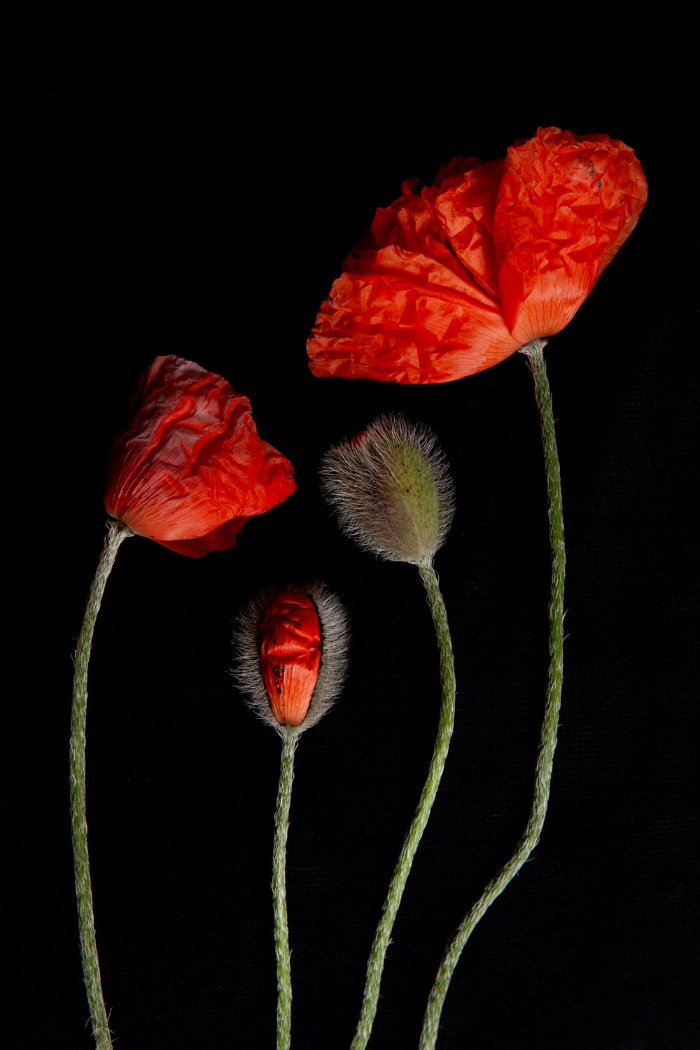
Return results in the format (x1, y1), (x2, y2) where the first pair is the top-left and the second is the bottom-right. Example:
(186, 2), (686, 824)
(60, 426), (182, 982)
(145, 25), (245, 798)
(273, 728), (300, 1050)
(70, 520), (132, 1050)
(350, 561), (456, 1050)
(419, 339), (566, 1049)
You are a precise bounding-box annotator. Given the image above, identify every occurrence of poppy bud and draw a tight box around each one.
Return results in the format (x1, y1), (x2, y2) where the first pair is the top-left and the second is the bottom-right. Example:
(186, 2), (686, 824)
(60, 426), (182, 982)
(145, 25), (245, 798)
(321, 415), (455, 566)
(234, 585), (348, 734)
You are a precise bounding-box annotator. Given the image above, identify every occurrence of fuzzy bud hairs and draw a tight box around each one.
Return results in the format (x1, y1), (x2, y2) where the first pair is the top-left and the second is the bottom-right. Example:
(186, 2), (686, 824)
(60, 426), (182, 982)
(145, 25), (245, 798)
(321, 414), (456, 567)
(233, 583), (349, 736)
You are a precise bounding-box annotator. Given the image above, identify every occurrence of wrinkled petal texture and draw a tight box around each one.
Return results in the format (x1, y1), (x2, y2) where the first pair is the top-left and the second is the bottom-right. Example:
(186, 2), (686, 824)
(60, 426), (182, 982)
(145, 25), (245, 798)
(259, 592), (322, 726)
(105, 356), (296, 553)
(494, 127), (648, 344)
(309, 172), (518, 384)
(307, 128), (647, 383)
(435, 158), (504, 297)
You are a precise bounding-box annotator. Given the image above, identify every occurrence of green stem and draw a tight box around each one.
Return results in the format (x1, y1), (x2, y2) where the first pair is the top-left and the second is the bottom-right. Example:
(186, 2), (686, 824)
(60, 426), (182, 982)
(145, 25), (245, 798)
(273, 727), (300, 1050)
(350, 561), (456, 1050)
(419, 339), (566, 1049)
(70, 520), (131, 1050)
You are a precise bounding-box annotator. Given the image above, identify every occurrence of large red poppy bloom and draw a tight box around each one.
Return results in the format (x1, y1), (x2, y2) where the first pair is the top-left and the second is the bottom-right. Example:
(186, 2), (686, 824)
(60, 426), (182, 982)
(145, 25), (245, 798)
(105, 355), (296, 557)
(307, 127), (647, 384)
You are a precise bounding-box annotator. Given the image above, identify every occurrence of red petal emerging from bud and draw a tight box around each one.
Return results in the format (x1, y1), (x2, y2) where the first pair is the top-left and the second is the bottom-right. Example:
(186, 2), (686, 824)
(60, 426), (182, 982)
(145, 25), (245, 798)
(259, 592), (322, 726)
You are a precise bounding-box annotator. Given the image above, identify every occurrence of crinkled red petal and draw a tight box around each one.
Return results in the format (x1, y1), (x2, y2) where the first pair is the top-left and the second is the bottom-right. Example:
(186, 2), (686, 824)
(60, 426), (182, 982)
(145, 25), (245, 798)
(308, 245), (519, 384)
(494, 127), (648, 344)
(435, 158), (504, 298)
(360, 179), (467, 283)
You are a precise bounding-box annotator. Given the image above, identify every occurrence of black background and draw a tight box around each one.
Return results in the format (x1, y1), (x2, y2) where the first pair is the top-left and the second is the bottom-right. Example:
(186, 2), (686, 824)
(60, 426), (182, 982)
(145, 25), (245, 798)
(6, 48), (700, 1049)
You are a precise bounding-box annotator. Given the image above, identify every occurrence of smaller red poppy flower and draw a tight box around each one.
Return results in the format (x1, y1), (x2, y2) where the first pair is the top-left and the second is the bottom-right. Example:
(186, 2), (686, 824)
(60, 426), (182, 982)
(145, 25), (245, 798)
(307, 127), (648, 384)
(105, 355), (296, 556)
(234, 584), (348, 733)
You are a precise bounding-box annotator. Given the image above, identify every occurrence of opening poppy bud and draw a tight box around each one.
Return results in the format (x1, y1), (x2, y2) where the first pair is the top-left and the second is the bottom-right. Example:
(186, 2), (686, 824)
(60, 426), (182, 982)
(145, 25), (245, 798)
(321, 415), (455, 566)
(234, 584), (348, 734)
(259, 593), (322, 726)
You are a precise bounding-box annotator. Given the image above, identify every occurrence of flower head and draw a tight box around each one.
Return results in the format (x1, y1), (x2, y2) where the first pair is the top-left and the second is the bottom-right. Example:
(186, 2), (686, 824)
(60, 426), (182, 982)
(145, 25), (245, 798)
(234, 584), (348, 734)
(321, 415), (455, 566)
(307, 127), (647, 384)
(105, 355), (296, 556)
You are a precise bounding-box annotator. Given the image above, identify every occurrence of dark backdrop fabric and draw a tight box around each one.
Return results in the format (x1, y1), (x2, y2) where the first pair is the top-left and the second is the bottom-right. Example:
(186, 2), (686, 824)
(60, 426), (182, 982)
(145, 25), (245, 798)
(5, 52), (699, 1049)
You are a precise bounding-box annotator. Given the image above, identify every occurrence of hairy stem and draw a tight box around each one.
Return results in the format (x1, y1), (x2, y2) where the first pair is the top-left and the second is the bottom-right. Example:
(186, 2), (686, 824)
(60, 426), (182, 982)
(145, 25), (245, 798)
(273, 728), (300, 1050)
(350, 561), (456, 1050)
(419, 339), (566, 1049)
(70, 520), (132, 1050)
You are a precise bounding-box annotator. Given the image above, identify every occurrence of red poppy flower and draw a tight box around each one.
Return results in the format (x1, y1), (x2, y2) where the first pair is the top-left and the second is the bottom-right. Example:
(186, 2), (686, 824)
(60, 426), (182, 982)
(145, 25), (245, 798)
(307, 127), (647, 384)
(105, 355), (296, 556)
